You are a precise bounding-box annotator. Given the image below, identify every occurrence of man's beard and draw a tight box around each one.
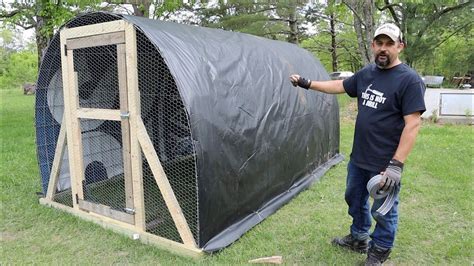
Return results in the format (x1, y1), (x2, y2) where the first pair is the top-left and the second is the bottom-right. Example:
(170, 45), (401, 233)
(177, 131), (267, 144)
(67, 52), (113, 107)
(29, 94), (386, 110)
(375, 53), (391, 69)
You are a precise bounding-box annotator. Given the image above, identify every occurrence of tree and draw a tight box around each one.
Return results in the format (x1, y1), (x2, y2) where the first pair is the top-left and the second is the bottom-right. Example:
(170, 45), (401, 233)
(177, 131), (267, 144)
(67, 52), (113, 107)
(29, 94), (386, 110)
(0, 28), (37, 89)
(1, 1), (74, 68)
(302, 1), (362, 72)
(0, 1), (121, 68)
(376, 0), (473, 66)
(343, 0), (376, 65)
(197, 0), (308, 44)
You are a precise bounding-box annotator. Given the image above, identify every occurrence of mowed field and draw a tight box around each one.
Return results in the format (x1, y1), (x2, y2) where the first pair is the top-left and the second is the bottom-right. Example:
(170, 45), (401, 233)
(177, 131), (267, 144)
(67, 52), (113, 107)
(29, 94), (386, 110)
(1, 89), (472, 265)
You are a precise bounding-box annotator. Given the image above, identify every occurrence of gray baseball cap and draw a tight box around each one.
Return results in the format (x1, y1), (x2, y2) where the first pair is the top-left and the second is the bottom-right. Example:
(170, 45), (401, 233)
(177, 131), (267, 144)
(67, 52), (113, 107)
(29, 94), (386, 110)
(374, 23), (402, 42)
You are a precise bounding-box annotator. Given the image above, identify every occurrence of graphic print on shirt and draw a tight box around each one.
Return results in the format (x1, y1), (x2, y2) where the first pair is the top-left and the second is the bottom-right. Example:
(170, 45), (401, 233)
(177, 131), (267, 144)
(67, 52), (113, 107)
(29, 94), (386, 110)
(361, 84), (387, 109)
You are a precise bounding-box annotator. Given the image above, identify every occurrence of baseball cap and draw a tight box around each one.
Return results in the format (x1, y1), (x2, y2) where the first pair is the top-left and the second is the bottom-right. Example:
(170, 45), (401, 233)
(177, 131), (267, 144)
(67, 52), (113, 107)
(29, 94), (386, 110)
(374, 23), (402, 42)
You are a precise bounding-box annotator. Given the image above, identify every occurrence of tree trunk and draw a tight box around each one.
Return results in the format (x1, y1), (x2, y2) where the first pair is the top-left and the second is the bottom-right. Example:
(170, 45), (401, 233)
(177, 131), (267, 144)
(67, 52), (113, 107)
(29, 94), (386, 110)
(344, 0), (375, 65)
(132, 1), (151, 17)
(353, 14), (369, 65)
(287, 3), (298, 44)
(35, 1), (53, 69)
(329, 13), (338, 71)
(362, 0), (375, 63)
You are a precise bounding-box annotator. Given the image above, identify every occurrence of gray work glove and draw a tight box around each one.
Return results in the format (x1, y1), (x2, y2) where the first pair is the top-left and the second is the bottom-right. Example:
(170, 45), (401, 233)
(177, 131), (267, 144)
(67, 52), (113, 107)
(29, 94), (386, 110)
(291, 76), (311, 89)
(381, 159), (403, 192)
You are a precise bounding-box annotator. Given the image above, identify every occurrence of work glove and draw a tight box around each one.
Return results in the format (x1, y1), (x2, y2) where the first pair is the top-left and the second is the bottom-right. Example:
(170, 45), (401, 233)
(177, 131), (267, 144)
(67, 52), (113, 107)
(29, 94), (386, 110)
(380, 159), (403, 192)
(291, 76), (311, 89)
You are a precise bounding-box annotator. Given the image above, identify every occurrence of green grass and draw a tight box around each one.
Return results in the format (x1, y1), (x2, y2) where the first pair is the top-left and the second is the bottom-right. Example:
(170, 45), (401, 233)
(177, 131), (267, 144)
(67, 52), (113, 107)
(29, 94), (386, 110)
(1, 89), (473, 264)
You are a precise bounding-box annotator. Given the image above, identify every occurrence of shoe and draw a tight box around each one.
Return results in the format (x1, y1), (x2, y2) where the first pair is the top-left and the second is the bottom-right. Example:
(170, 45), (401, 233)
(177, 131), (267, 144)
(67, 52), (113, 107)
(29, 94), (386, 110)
(365, 245), (391, 266)
(331, 234), (369, 253)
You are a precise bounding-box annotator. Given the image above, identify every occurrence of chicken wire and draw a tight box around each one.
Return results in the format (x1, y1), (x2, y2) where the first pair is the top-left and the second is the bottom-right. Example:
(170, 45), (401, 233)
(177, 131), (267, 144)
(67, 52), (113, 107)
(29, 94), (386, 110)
(36, 13), (198, 244)
(137, 29), (198, 244)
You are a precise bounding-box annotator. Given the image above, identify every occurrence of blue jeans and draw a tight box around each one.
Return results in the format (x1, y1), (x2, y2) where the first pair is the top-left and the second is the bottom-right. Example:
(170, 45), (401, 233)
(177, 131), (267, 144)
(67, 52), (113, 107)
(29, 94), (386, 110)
(345, 160), (399, 249)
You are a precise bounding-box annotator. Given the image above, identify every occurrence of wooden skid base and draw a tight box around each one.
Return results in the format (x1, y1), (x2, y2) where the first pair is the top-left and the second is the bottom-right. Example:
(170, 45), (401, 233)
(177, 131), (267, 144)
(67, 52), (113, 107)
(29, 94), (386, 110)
(39, 198), (203, 258)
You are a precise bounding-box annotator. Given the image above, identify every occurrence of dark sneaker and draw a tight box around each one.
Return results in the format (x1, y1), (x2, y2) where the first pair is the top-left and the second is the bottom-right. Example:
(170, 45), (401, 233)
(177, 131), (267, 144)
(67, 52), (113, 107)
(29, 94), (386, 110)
(365, 245), (391, 266)
(331, 234), (369, 253)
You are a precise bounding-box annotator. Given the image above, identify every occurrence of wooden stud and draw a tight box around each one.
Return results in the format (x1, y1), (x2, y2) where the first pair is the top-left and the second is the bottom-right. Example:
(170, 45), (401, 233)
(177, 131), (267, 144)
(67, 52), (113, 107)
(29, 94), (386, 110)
(249, 256), (283, 264)
(137, 117), (197, 248)
(117, 43), (134, 210)
(39, 198), (203, 258)
(63, 20), (126, 39)
(124, 22), (146, 231)
(67, 60), (86, 203)
(66, 31), (125, 50)
(45, 116), (67, 200)
(60, 32), (81, 209)
(76, 108), (121, 121)
(78, 199), (134, 224)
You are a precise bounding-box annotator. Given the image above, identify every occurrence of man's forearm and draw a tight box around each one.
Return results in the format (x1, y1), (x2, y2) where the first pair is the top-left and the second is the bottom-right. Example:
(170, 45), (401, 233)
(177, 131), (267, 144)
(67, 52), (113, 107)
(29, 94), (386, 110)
(393, 113), (422, 163)
(290, 75), (345, 94)
(308, 79), (345, 94)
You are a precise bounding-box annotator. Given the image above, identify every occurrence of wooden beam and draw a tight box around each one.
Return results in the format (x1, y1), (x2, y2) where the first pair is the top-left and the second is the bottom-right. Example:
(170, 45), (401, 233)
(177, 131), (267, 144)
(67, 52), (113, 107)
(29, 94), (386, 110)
(76, 108), (121, 121)
(63, 20), (126, 40)
(60, 33), (83, 209)
(46, 116), (67, 200)
(39, 198), (203, 258)
(66, 31), (125, 50)
(78, 199), (134, 224)
(137, 118), (197, 248)
(124, 22), (146, 231)
(249, 256), (283, 264)
(68, 65), (86, 204)
(117, 43), (134, 210)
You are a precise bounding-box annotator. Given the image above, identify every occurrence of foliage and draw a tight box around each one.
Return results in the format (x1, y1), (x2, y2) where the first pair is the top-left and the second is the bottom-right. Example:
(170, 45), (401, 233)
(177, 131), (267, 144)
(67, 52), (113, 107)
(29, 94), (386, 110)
(157, 1), (307, 43)
(0, 28), (37, 89)
(0, 1), (110, 68)
(302, 1), (363, 72)
(376, 0), (473, 67)
(201, 1), (304, 43)
(415, 31), (474, 79)
(1, 1), (472, 84)
(0, 50), (37, 89)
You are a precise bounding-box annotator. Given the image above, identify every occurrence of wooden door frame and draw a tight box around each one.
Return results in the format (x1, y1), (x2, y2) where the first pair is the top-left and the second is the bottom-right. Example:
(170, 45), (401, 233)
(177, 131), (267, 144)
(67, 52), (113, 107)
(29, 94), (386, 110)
(40, 20), (200, 256)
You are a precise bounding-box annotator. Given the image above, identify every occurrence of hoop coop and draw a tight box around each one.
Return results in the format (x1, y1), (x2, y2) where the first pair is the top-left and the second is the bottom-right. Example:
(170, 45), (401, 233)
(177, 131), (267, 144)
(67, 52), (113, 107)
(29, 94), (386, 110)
(36, 12), (342, 256)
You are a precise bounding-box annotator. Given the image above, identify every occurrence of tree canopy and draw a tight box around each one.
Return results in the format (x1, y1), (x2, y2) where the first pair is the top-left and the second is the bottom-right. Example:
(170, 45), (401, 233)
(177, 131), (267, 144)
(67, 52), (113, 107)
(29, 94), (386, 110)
(1, 0), (472, 86)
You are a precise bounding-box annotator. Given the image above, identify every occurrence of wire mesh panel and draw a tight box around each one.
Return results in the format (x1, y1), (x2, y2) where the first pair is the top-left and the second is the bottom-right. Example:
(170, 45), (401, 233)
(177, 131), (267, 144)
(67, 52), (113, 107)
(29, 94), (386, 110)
(142, 158), (183, 243)
(36, 13), (121, 198)
(73, 45), (120, 110)
(52, 143), (73, 207)
(79, 121), (125, 210)
(137, 29), (199, 243)
(36, 33), (64, 195)
(72, 41), (126, 212)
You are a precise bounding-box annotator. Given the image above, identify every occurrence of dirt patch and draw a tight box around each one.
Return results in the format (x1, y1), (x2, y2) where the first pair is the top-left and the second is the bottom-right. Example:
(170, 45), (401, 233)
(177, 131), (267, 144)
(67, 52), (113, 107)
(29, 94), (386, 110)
(1, 231), (18, 242)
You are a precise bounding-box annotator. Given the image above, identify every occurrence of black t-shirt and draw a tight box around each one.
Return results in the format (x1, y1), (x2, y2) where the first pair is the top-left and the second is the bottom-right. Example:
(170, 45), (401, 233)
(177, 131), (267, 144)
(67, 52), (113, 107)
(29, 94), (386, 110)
(343, 63), (426, 172)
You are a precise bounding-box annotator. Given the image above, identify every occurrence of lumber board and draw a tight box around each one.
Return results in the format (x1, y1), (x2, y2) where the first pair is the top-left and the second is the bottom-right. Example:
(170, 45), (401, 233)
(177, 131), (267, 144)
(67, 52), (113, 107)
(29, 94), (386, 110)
(137, 118), (197, 248)
(66, 31), (125, 50)
(46, 117), (67, 200)
(78, 199), (134, 224)
(60, 32), (82, 208)
(117, 43), (134, 209)
(124, 22), (146, 231)
(63, 20), (125, 39)
(39, 198), (203, 258)
(76, 108), (121, 121)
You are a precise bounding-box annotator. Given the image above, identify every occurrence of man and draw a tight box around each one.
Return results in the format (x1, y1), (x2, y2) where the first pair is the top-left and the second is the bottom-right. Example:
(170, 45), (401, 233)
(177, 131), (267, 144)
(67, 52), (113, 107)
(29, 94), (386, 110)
(290, 23), (425, 265)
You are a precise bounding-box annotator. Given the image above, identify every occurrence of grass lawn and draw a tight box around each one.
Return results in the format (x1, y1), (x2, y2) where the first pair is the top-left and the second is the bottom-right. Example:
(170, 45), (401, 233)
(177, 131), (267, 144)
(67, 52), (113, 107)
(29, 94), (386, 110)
(1, 89), (472, 264)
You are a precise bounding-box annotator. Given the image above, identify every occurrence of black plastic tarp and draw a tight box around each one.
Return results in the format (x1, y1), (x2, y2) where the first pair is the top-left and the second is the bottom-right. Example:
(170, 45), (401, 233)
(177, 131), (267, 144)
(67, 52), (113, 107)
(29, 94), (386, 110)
(122, 15), (342, 249)
(37, 12), (342, 252)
